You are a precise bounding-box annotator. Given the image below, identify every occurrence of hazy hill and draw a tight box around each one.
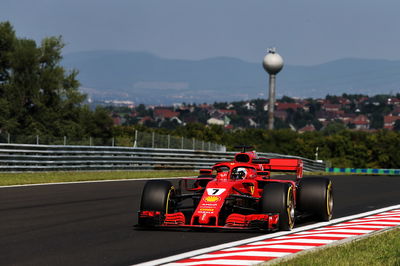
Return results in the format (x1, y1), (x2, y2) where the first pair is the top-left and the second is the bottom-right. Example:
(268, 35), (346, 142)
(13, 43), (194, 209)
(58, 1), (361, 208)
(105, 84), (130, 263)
(62, 51), (400, 104)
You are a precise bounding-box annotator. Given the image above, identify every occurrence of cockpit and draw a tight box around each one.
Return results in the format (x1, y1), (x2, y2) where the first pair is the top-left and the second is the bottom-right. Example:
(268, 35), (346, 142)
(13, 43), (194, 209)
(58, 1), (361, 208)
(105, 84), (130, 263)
(213, 165), (257, 180)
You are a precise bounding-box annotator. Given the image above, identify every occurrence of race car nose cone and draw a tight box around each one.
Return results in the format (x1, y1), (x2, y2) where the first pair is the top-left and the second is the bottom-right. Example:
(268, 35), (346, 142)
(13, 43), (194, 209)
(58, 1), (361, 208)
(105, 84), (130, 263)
(199, 213), (210, 224)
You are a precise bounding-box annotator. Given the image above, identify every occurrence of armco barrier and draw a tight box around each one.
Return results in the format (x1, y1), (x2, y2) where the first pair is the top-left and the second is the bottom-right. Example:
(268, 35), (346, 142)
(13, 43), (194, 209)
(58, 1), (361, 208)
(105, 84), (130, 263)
(326, 167), (400, 175)
(0, 143), (325, 172)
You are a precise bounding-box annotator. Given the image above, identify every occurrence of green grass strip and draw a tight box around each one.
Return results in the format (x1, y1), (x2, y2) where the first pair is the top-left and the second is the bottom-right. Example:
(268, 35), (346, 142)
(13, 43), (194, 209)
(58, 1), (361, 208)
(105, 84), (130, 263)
(326, 168), (400, 175)
(269, 227), (400, 266)
(0, 170), (197, 186)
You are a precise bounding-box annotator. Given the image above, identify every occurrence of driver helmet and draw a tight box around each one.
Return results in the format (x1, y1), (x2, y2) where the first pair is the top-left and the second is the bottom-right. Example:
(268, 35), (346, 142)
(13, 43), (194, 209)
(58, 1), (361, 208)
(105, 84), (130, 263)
(233, 167), (247, 179)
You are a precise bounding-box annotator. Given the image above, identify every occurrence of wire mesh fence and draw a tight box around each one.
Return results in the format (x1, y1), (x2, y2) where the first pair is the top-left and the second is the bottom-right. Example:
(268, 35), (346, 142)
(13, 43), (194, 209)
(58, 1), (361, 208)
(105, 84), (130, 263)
(0, 131), (226, 152)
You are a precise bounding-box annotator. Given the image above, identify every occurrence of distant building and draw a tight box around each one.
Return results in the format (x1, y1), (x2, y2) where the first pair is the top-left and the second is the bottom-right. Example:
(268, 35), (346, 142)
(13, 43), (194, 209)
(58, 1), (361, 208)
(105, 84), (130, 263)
(316, 110), (340, 122)
(384, 115), (400, 130)
(138, 116), (154, 125)
(243, 102), (256, 111)
(351, 115), (370, 130)
(207, 118), (225, 126)
(154, 108), (180, 120)
(392, 106), (400, 116)
(323, 104), (341, 112)
(298, 124), (316, 133)
(388, 98), (400, 106)
(104, 100), (135, 108)
(276, 102), (301, 111)
(340, 113), (357, 124)
(214, 109), (237, 116)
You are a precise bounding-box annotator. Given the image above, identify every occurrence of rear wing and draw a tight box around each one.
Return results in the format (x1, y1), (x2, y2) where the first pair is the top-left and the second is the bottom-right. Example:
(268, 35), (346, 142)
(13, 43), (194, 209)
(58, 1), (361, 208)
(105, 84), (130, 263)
(261, 158), (303, 179)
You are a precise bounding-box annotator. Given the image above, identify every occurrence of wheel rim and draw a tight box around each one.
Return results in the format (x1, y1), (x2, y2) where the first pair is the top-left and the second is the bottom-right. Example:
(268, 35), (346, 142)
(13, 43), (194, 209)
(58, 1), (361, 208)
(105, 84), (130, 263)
(287, 186), (295, 229)
(165, 186), (175, 214)
(326, 182), (333, 219)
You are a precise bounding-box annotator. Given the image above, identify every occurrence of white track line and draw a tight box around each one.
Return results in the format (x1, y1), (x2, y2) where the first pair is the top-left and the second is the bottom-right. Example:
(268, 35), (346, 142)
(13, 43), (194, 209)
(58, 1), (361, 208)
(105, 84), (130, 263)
(134, 204), (400, 266)
(166, 259), (264, 266)
(223, 244), (315, 252)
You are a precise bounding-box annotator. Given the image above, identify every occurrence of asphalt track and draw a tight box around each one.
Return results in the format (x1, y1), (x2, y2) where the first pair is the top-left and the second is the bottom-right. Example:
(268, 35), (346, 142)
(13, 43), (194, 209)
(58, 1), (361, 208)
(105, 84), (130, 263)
(0, 175), (399, 266)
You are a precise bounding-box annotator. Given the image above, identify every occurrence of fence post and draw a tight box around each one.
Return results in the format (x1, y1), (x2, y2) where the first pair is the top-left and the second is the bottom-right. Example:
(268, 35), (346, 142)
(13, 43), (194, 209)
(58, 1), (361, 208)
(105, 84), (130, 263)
(192, 138), (195, 150)
(167, 135), (170, 149)
(36, 135), (39, 145)
(112, 137), (115, 147)
(181, 136), (184, 149)
(64, 136), (66, 146)
(152, 132), (155, 148)
(202, 141), (204, 150)
(208, 142), (211, 151)
(134, 130), (138, 147)
(8, 133), (10, 144)
(90, 137), (92, 146)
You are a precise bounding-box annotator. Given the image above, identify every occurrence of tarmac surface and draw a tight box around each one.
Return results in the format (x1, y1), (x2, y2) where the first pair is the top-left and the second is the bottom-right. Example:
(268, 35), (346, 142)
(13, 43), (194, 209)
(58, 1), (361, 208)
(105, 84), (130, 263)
(0, 175), (399, 266)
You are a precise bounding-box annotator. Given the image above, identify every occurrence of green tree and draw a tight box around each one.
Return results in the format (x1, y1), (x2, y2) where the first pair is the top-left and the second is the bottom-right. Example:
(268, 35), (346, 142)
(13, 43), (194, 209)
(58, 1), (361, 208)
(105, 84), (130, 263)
(0, 21), (113, 140)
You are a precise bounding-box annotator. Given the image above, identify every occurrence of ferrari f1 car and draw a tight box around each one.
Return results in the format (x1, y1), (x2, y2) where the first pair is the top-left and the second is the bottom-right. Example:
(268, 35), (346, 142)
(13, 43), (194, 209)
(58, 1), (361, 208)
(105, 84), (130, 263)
(137, 146), (333, 231)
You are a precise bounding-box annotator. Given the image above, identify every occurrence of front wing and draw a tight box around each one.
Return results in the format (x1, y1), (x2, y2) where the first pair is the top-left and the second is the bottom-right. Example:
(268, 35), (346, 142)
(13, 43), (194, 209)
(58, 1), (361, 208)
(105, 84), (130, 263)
(138, 211), (280, 231)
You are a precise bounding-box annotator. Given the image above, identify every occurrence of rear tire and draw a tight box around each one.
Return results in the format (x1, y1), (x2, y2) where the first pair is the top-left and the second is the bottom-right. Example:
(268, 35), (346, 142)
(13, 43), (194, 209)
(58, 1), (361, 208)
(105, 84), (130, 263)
(297, 177), (333, 221)
(260, 182), (295, 231)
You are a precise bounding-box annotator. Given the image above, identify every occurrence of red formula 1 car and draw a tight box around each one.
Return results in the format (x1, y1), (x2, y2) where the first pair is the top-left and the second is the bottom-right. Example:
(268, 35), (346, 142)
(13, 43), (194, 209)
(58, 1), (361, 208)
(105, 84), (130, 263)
(137, 146), (333, 231)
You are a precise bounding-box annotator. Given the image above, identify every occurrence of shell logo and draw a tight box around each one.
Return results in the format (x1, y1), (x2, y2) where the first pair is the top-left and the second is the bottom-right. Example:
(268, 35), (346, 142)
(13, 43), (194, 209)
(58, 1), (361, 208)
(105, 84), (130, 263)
(204, 196), (220, 202)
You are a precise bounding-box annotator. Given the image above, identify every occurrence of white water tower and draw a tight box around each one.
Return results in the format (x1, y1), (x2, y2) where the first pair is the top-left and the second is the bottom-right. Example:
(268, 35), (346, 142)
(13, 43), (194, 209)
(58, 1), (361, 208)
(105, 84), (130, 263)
(263, 48), (284, 130)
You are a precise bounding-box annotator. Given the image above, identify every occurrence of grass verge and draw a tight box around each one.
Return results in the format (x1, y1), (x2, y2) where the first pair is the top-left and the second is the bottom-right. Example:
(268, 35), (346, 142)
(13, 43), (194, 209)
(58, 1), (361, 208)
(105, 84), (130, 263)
(1, 171), (392, 187)
(0, 170), (197, 186)
(268, 227), (400, 266)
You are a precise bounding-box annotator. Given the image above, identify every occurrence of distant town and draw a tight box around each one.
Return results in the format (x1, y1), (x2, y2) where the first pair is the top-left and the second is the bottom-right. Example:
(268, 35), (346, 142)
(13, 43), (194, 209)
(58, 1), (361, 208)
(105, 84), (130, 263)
(99, 94), (400, 132)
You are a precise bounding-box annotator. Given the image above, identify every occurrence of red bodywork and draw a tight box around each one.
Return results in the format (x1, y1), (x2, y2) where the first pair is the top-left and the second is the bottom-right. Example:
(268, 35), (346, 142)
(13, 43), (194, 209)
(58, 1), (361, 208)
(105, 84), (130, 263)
(138, 150), (303, 231)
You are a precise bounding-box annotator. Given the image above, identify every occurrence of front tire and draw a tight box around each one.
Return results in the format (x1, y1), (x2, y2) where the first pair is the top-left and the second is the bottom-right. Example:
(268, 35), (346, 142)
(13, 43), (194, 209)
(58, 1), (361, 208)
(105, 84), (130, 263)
(139, 180), (175, 226)
(260, 182), (295, 231)
(297, 177), (333, 221)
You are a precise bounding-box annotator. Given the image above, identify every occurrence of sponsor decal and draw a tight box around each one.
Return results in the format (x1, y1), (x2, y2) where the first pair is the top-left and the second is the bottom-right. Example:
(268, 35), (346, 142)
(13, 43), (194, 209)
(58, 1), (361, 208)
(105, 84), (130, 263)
(204, 196), (220, 202)
(199, 208), (214, 212)
(202, 203), (218, 207)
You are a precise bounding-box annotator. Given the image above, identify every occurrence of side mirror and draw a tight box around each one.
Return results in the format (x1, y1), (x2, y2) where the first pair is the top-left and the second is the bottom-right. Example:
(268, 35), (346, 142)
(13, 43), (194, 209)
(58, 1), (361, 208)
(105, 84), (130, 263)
(257, 171), (270, 179)
(199, 169), (212, 175)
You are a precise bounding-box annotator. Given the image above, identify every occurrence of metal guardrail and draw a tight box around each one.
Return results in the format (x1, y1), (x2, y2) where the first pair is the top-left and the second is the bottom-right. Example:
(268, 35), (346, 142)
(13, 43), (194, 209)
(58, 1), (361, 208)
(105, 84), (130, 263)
(0, 143), (326, 172)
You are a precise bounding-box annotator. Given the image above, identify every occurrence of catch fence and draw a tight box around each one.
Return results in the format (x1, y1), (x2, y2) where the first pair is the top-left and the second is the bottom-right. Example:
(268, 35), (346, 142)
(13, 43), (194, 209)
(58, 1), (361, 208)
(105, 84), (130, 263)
(0, 131), (226, 152)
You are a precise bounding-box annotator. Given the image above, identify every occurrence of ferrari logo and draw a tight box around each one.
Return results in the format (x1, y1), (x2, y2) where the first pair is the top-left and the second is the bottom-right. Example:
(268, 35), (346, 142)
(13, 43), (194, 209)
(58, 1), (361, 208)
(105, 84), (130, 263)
(250, 186), (254, 195)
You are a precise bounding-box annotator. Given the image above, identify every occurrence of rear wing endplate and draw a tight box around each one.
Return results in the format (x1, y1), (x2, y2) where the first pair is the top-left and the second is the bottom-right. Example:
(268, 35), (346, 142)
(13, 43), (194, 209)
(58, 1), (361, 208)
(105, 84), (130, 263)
(261, 158), (303, 179)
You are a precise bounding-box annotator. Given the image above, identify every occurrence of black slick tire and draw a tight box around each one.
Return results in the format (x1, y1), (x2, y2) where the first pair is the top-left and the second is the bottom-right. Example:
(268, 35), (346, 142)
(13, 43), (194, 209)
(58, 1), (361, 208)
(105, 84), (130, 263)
(139, 180), (175, 226)
(138, 180), (175, 227)
(260, 182), (295, 231)
(140, 180), (175, 213)
(297, 177), (333, 221)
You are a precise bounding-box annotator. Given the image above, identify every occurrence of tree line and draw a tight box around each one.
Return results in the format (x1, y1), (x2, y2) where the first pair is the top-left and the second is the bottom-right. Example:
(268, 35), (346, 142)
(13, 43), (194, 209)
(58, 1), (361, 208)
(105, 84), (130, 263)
(0, 22), (113, 139)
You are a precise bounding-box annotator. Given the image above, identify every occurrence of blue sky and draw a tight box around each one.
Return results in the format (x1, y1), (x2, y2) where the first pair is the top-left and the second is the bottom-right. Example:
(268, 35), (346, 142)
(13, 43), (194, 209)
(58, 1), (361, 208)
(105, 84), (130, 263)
(1, 0), (400, 65)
